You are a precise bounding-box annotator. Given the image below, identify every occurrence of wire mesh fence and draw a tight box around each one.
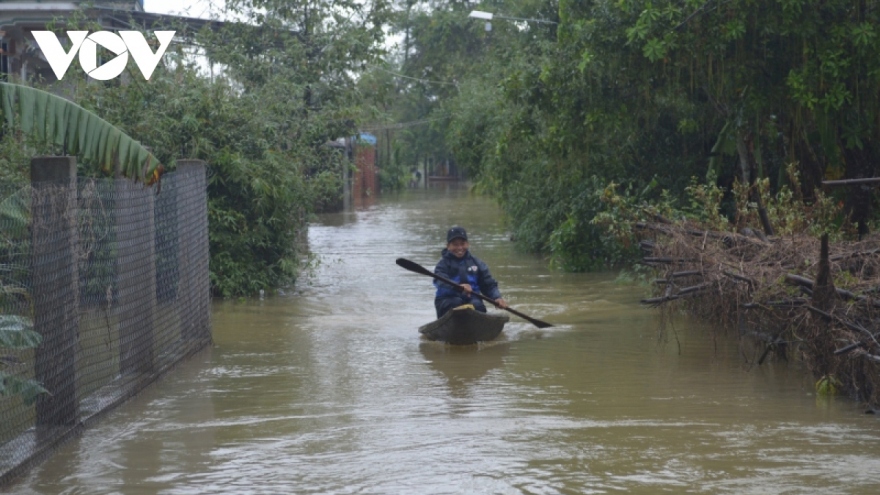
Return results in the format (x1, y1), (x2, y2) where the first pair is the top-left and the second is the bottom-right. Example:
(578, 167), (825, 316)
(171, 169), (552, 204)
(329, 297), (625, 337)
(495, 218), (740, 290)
(0, 158), (211, 484)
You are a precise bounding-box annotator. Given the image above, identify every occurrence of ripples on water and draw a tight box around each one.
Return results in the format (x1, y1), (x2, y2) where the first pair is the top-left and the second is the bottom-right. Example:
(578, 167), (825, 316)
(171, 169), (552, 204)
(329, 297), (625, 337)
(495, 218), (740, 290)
(7, 187), (880, 494)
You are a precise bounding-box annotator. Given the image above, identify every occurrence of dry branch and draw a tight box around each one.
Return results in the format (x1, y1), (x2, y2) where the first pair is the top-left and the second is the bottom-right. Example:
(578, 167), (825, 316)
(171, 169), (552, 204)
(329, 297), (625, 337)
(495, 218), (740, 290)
(784, 274), (879, 305)
(635, 220), (880, 408)
(822, 177), (880, 187)
(721, 270), (756, 287)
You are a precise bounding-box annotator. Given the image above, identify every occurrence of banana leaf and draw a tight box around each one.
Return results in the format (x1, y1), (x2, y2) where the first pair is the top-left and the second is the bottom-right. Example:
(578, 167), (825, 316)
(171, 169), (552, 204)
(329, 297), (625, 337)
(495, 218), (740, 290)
(0, 82), (162, 183)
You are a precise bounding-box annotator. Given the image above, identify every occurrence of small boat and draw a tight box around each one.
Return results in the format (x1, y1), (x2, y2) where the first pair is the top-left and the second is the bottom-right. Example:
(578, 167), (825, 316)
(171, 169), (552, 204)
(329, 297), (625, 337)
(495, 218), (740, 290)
(418, 305), (509, 345)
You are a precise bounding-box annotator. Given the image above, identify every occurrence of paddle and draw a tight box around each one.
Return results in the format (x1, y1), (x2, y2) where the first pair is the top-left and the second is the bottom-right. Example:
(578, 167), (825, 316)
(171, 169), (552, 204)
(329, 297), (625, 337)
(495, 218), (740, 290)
(396, 257), (553, 328)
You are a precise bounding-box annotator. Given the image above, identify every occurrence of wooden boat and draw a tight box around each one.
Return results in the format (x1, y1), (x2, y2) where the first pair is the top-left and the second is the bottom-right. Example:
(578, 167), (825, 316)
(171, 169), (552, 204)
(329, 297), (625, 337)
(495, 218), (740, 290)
(418, 305), (509, 345)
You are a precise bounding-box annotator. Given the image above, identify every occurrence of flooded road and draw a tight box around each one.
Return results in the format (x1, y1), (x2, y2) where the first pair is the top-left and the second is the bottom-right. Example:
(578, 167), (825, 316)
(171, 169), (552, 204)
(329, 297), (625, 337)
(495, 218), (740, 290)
(6, 186), (880, 494)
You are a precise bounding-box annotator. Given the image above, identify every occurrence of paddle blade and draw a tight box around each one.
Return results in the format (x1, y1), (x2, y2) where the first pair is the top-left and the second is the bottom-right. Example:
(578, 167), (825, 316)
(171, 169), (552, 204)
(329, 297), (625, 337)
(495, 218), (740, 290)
(396, 257), (433, 277)
(531, 318), (554, 329)
(506, 307), (553, 328)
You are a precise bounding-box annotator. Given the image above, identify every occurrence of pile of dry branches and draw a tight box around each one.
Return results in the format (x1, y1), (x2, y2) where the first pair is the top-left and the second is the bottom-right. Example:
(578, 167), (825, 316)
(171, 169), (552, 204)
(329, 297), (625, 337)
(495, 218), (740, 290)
(637, 218), (880, 410)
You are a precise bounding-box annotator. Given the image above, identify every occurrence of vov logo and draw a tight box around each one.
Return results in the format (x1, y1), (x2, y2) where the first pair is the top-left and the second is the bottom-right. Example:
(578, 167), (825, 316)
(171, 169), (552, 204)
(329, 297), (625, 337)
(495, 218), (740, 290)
(32, 31), (175, 81)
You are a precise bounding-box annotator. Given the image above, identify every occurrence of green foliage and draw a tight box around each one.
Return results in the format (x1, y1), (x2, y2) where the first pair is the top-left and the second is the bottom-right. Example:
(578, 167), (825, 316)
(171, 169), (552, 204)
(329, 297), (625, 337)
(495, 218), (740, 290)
(0, 316), (48, 406)
(0, 131), (42, 183)
(43, 1), (391, 296)
(0, 316), (40, 349)
(0, 150), (46, 408)
(62, 67), (313, 297)
(614, 264), (655, 286)
(0, 0), (390, 298)
(0, 182), (29, 234)
(816, 374), (841, 396)
(725, 168), (848, 239)
(206, 145), (310, 297)
(0, 83), (161, 182)
(684, 178), (727, 231)
(383, 0), (880, 271)
(381, 1), (545, 182)
(309, 166), (345, 213)
(195, 0), (389, 294)
(548, 177), (648, 271)
(0, 372), (49, 407)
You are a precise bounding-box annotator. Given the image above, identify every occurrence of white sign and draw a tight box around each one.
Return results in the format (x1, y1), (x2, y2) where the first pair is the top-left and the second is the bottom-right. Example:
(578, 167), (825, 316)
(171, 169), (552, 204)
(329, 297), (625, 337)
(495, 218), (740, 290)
(32, 31), (175, 81)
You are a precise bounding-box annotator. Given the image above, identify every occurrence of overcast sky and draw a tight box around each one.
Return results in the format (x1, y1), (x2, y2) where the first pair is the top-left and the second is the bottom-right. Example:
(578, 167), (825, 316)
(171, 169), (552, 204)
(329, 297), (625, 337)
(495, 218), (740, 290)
(143, 0), (221, 18)
(142, 0), (403, 51)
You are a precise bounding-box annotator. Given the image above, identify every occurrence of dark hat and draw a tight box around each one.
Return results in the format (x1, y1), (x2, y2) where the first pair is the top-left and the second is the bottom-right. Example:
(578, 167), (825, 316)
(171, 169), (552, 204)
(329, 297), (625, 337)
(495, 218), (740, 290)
(446, 226), (468, 243)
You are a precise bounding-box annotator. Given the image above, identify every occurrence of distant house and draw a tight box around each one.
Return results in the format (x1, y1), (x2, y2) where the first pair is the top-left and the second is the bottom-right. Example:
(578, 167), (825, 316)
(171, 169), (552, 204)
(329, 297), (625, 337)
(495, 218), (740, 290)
(325, 133), (379, 210)
(351, 133), (378, 208)
(0, 1), (221, 83)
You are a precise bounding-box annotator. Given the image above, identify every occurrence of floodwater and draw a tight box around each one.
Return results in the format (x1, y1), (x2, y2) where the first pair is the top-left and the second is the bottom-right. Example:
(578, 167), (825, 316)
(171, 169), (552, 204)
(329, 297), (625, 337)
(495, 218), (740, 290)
(6, 186), (880, 494)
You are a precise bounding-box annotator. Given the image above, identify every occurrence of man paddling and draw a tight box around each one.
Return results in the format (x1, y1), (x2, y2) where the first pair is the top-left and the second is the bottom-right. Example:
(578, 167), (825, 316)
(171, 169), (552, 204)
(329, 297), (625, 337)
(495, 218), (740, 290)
(434, 226), (508, 318)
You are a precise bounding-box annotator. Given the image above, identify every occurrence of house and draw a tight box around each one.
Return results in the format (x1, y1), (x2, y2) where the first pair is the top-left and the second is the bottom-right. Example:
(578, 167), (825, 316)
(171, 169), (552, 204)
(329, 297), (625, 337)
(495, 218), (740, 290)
(351, 133), (378, 208)
(326, 133), (379, 211)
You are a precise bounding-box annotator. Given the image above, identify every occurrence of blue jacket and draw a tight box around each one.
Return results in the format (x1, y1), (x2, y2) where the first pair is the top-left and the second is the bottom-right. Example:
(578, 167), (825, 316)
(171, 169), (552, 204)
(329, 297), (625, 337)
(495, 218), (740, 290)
(434, 249), (502, 307)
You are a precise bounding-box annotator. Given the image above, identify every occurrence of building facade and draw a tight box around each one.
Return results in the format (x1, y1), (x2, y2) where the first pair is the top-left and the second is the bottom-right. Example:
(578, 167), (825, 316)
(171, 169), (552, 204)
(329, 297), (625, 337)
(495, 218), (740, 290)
(0, 1), (148, 82)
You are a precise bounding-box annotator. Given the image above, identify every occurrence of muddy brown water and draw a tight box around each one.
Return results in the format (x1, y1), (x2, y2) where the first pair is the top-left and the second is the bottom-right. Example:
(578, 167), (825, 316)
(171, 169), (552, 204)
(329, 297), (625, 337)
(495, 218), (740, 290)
(6, 186), (880, 494)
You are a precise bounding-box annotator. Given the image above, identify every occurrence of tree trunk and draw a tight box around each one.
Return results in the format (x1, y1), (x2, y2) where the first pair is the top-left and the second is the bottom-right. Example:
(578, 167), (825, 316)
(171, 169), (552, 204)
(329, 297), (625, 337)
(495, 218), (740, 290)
(842, 144), (879, 239)
(811, 233), (835, 311)
(736, 130), (774, 236)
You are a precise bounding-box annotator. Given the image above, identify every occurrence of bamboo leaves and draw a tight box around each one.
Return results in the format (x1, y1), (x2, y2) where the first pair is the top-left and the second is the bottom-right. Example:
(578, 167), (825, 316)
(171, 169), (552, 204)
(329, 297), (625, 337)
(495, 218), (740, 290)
(0, 316), (49, 405)
(0, 82), (161, 183)
(0, 316), (40, 350)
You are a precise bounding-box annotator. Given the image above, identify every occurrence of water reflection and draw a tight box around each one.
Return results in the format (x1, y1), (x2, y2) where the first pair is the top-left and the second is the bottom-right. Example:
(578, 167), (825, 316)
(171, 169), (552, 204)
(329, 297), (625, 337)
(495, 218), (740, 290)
(419, 341), (509, 397)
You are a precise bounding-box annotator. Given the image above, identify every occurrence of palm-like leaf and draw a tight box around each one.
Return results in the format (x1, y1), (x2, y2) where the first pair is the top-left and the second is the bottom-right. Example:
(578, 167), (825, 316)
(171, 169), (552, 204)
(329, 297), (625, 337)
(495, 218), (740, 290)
(0, 82), (162, 183)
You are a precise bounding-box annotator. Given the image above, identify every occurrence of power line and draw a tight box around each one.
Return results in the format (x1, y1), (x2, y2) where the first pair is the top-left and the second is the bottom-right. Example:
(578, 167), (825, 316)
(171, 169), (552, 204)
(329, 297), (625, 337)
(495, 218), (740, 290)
(370, 66), (458, 87)
(359, 115), (451, 131)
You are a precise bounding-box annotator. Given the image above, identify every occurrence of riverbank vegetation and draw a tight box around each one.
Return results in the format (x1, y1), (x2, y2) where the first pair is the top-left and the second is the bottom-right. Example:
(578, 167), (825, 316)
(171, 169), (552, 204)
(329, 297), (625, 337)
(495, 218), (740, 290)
(385, 0), (880, 264)
(638, 218), (880, 409)
(606, 175), (880, 408)
(376, 1), (880, 408)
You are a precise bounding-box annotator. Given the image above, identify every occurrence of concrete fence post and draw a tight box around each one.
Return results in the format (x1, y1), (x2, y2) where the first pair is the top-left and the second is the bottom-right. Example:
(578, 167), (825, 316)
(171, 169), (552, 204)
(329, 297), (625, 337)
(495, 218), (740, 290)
(115, 177), (157, 375)
(30, 156), (79, 427)
(176, 160), (211, 343)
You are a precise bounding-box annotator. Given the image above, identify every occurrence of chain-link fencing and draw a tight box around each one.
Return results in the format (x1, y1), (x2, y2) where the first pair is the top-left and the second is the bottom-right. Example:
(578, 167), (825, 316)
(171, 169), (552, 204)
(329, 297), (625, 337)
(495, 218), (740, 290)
(0, 158), (211, 484)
